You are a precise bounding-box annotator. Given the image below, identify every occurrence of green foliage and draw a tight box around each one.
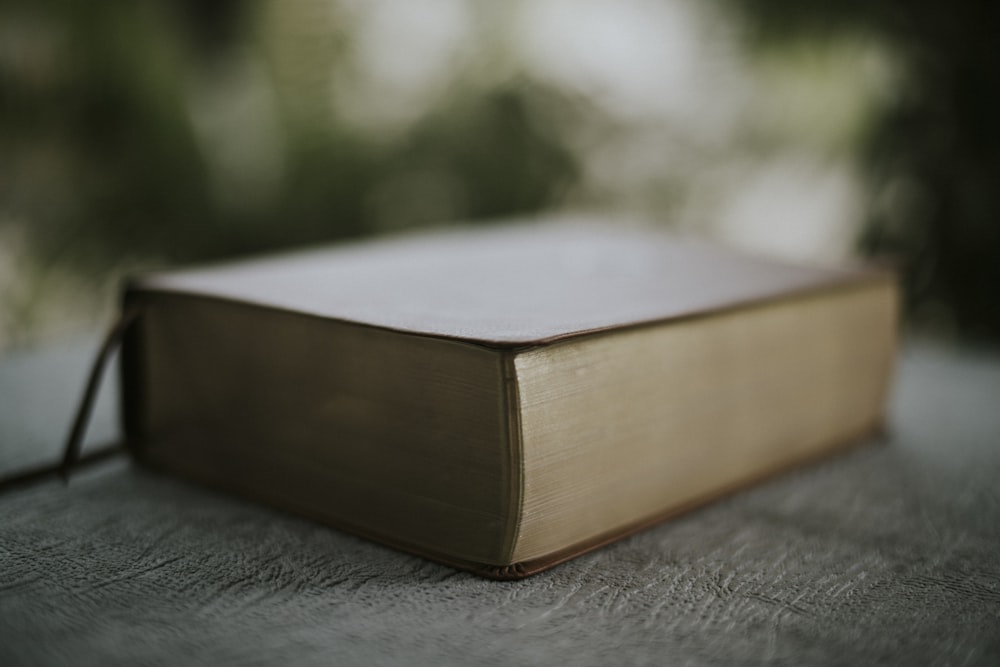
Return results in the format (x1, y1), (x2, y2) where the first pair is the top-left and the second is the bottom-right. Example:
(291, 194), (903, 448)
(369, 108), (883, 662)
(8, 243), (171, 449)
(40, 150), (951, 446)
(731, 0), (1000, 339)
(0, 0), (577, 271)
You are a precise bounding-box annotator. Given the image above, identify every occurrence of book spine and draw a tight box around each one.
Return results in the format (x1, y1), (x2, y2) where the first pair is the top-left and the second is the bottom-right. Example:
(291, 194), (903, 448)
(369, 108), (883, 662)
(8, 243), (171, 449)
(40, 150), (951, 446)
(119, 289), (149, 465)
(499, 349), (524, 565)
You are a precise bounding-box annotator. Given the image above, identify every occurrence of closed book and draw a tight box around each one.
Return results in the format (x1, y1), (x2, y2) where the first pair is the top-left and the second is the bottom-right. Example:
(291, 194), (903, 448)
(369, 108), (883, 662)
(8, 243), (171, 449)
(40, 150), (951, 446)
(112, 220), (897, 578)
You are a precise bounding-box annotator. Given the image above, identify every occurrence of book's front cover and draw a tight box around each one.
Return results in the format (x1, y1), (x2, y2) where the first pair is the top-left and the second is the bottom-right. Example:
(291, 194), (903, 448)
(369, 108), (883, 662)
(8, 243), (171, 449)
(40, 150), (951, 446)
(129, 220), (885, 346)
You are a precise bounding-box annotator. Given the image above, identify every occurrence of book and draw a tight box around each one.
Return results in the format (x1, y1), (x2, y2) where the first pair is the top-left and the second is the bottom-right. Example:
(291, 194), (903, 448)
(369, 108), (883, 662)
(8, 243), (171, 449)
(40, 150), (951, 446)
(111, 219), (898, 578)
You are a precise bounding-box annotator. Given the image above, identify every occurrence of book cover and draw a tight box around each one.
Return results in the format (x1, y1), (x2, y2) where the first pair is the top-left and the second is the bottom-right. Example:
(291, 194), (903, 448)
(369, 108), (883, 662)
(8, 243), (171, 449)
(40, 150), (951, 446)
(73, 219), (898, 578)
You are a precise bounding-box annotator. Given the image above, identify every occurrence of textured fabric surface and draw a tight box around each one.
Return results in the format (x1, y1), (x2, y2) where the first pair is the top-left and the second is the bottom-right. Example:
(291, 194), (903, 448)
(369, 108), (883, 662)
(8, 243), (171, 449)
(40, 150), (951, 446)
(1, 341), (999, 666)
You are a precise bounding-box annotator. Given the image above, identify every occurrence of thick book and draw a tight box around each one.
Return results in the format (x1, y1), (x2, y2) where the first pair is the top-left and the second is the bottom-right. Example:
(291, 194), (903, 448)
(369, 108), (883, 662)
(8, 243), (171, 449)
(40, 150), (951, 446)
(112, 220), (898, 578)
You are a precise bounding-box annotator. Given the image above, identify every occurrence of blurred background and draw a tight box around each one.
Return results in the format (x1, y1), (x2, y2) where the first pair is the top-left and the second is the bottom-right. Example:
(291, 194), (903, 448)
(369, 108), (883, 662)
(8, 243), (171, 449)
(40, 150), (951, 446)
(1, 0), (997, 351)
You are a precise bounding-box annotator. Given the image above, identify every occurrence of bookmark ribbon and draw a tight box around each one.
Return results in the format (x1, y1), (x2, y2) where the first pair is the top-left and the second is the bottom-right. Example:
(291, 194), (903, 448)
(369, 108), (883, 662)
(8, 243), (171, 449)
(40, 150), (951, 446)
(58, 308), (139, 481)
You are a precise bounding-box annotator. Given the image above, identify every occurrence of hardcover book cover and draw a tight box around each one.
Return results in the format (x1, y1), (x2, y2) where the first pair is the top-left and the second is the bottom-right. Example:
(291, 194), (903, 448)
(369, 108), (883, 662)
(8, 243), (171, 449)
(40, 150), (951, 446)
(76, 219), (898, 577)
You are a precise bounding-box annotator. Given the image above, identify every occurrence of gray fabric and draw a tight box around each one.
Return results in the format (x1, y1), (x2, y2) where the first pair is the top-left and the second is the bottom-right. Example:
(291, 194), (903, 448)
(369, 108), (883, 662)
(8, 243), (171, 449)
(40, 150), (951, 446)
(1, 340), (999, 666)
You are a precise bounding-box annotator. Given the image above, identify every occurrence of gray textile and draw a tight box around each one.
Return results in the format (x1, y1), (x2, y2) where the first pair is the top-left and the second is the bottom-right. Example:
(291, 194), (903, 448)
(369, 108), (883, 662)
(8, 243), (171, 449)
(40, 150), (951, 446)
(1, 339), (998, 666)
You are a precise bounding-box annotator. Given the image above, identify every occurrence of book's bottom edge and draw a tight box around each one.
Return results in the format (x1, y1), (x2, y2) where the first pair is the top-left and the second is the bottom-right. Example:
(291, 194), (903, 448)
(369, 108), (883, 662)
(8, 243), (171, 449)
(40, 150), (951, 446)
(130, 419), (887, 582)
